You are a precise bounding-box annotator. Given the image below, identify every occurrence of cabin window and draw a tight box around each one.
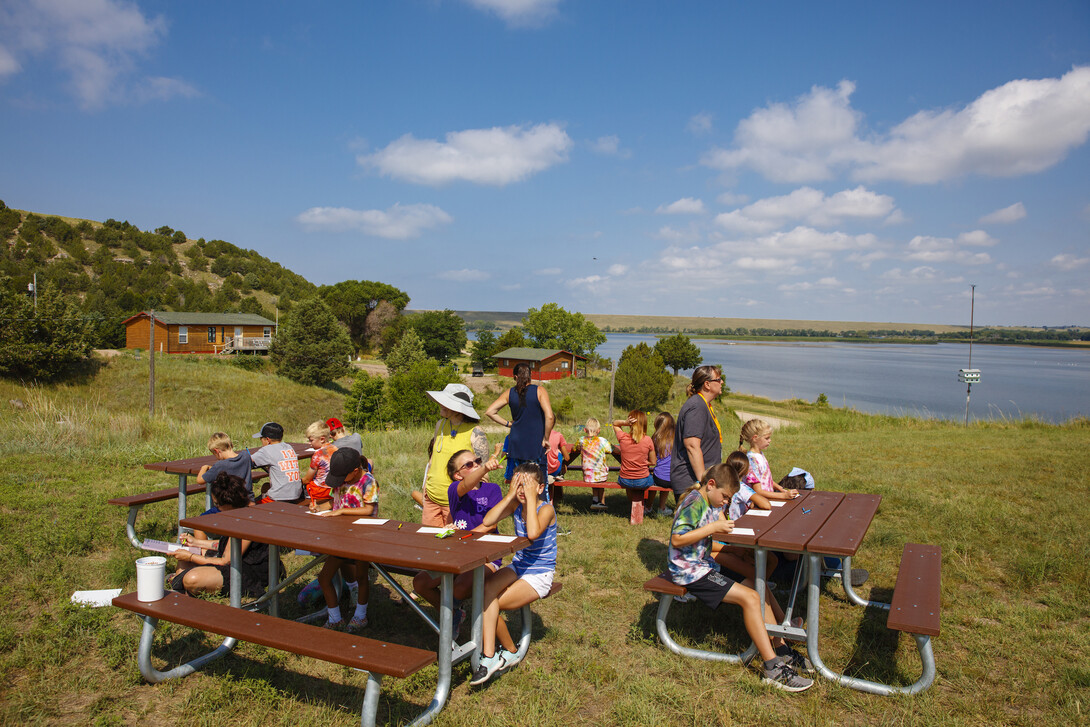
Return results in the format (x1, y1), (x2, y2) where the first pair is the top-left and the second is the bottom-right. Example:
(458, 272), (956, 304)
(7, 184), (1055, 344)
(178, 326), (188, 344)
(503, 359), (509, 366)
(561, 361), (569, 369)
(263, 327), (272, 339)
(207, 327), (216, 343)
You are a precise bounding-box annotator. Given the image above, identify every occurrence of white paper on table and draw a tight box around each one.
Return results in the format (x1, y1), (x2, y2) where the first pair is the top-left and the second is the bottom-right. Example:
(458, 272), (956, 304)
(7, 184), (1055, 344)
(416, 526), (446, 534)
(477, 534), (517, 543)
(352, 518), (389, 525)
(71, 588), (121, 607)
(745, 510), (772, 517)
(730, 527), (756, 536)
(769, 501), (786, 507)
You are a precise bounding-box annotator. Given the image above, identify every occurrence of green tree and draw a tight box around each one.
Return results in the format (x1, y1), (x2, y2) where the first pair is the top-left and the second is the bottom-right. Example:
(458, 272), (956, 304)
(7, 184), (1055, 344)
(343, 371), (387, 430)
(318, 280), (410, 350)
(521, 303), (606, 356)
(406, 309), (467, 363)
(379, 358), (462, 426)
(471, 329), (498, 370)
(384, 327), (427, 375)
(269, 296), (353, 386)
(613, 342), (672, 411)
(493, 326), (526, 352)
(0, 279), (98, 382)
(654, 333), (703, 375)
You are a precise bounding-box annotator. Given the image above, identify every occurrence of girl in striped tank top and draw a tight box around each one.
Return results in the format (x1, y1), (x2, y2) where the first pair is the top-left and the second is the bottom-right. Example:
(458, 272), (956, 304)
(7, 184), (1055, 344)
(471, 462), (558, 686)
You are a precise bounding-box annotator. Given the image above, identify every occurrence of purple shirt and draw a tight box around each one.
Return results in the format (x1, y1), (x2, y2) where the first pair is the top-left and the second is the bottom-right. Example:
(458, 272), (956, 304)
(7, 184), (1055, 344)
(447, 480), (503, 532)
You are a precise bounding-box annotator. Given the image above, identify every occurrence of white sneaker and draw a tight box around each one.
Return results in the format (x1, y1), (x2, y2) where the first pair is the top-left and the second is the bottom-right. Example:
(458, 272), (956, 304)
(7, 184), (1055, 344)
(470, 652), (507, 685)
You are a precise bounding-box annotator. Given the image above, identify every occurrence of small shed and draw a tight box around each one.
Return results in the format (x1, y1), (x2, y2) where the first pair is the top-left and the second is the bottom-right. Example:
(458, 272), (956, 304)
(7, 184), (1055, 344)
(123, 312), (277, 354)
(491, 347), (587, 380)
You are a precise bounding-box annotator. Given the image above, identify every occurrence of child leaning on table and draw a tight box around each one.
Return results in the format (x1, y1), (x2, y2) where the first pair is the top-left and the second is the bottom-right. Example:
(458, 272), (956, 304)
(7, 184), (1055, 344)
(471, 462), (558, 686)
(413, 445), (505, 631)
(191, 432), (255, 540)
(309, 447), (379, 632)
(301, 420), (338, 511)
(668, 462), (813, 692)
(171, 473), (276, 598)
(739, 419), (799, 501)
(710, 450), (777, 582)
(574, 417), (612, 511)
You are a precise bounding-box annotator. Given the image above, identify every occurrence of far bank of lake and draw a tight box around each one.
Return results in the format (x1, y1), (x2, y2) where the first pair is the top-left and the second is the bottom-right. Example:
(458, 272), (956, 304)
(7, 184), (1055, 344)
(594, 334), (1088, 424)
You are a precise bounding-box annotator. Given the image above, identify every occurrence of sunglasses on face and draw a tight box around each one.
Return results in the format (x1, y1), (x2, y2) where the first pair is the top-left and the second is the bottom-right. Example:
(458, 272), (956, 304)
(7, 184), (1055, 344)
(458, 457), (483, 472)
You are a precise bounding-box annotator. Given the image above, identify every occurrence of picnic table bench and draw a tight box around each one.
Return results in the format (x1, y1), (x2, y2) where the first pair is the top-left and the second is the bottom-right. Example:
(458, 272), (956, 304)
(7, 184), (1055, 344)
(550, 479), (670, 524)
(113, 591), (435, 726)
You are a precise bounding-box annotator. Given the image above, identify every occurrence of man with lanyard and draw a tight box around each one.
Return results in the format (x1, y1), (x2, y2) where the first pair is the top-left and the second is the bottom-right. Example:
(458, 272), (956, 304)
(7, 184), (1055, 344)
(670, 365), (725, 503)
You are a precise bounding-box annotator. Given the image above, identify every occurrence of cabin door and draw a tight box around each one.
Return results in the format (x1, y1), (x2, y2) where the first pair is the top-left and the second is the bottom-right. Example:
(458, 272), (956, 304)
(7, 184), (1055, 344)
(234, 327), (243, 347)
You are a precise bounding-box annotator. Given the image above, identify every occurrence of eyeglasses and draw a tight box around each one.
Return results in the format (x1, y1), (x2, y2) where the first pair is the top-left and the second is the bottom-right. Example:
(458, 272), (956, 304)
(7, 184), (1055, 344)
(458, 457), (483, 472)
(707, 378), (723, 384)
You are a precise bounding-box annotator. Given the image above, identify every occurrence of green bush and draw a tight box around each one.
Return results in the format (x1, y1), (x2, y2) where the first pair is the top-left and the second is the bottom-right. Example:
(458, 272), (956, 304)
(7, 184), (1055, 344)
(0, 280), (98, 382)
(379, 358), (461, 426)
(269, 296), (353, 386)
(344, 370), (386, 430)
(614, 342), (672, 411)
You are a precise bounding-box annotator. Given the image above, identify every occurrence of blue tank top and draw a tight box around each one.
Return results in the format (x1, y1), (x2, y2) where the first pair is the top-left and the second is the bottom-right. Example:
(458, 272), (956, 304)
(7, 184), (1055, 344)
(507, 385), (545, 461)
(511, 502), (557, 577)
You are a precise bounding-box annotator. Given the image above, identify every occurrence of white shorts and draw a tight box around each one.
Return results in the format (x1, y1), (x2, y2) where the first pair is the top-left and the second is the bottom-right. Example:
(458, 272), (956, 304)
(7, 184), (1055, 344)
(516, 569), (554, 599)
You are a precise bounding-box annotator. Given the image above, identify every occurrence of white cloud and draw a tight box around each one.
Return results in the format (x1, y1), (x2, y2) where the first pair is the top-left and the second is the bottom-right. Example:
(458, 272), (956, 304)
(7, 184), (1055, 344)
(714, 186), (896, 233)
(1050, 253), (1089, 271)
(0, 0), (193, 109)
(979, 202), (1026, 224)
(702, 67), (1090, 184)
(588, 134), (631, 158)
(295, 203), (453, 240)
(688, 112), (713, 135)
(438, 268), (490, 282)
(607, 264), (628, 275)
(957, 230), (998, 247)
(464, 0), (562, 27)
(656, 197), (706, 215)
(716, 191), (749, 206)
(538, 267), (563, 275)
(904, 234), (992, 264)
(359, 123), (572, 186)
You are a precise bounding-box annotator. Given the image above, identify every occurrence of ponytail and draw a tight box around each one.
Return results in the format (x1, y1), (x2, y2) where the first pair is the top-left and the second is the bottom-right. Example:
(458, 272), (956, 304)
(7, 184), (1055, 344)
(739, 419), (770, 451)
(687, 365), (722, 397)
(513, 362), (532, 409)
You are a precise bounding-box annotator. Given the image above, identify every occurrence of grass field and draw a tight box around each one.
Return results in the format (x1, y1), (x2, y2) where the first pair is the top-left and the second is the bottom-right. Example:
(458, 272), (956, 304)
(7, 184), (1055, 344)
(1, 354), (1087, 726)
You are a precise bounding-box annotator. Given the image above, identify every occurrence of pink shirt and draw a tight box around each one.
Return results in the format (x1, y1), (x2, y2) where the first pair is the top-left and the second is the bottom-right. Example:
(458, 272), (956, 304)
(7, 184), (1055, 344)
(745, 451), (775, 493)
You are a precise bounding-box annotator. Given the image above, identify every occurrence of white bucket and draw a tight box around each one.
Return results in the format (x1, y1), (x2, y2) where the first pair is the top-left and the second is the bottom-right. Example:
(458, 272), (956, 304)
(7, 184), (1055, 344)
(135, 556), (167, 602)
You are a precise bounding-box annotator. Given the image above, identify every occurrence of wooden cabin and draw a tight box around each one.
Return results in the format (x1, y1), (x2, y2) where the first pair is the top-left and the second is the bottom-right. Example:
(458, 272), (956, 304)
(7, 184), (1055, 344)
(491, 347), (586, 380)
(123, 312), (277, 354)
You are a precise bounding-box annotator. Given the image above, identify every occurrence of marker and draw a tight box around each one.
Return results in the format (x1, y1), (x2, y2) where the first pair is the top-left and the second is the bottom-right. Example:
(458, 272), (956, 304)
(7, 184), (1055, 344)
(397, 523), (403, 530)
(802, 508), (811, 514)
(460, 533), (474, 540)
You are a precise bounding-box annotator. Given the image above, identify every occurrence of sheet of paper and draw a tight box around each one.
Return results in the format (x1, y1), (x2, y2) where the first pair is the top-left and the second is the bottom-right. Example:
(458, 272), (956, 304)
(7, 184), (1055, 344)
(352, 518), (389, 525)
(142, 538), (200, 554)
(477, 534), (517, 543)
(745, 509), (772, 517)
(416, 526), (446, 534)
(730, 527), (756, 536)
(71, 588), (121, 607)
(769, 501), (786, 507)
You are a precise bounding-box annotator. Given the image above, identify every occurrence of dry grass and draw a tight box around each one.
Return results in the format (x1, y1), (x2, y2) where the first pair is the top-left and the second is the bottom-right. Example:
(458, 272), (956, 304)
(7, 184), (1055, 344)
(0, 355), (1087, 726)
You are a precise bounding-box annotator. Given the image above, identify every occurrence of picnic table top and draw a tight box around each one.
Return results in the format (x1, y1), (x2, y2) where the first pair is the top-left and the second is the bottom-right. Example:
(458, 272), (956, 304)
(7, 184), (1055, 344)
(143, 442), (312, 475)
(722, 490), (881, 557)
(180, 501), (528, 575)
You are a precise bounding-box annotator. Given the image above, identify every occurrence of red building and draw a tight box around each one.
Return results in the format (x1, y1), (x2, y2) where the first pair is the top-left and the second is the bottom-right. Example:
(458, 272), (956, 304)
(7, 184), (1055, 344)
(491, 347), (586, 380)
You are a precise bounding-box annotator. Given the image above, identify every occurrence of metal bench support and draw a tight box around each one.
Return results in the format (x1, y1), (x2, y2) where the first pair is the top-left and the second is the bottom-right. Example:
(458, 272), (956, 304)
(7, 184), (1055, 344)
(650, 590), (759, 665)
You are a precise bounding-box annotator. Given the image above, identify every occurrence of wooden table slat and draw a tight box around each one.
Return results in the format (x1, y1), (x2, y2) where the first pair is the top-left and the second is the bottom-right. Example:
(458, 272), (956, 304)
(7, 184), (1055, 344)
(757, 490), (844, 551)
(805, 493), (882, 557)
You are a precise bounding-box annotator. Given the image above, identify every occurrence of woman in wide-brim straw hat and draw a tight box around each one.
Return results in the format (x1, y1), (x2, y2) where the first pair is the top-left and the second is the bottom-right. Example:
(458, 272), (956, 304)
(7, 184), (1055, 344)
(420, 383), (489, 526)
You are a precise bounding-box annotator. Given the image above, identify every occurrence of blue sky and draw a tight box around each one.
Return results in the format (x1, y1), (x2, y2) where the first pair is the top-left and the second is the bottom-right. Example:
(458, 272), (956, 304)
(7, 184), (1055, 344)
(2, 0), (1088, 327)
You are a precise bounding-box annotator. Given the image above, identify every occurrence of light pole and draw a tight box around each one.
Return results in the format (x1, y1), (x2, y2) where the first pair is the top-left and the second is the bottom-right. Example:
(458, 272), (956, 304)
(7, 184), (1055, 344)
(957, 285), (980, 425)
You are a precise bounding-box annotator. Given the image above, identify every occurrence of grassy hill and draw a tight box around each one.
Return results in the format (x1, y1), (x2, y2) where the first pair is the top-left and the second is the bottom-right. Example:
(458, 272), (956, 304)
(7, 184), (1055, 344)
(0, 354), (1087, 724)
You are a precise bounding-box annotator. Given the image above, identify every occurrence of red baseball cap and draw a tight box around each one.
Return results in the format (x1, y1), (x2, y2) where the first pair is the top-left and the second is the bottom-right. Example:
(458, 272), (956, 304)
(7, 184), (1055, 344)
(326, 417), (344, 431)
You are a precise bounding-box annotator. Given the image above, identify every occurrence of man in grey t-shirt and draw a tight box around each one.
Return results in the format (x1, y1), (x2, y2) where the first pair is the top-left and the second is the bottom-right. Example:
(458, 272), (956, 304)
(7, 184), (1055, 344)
(251, 422), (303, 503)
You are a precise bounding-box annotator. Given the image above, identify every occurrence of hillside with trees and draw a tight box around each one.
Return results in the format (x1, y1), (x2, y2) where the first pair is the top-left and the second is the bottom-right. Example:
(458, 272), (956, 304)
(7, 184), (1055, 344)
(0, 201), (408, 353)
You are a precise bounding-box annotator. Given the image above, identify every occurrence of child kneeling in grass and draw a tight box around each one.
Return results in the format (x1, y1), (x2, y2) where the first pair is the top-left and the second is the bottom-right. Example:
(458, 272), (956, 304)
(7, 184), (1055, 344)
(471, 463), (557, 685)
(669, 462), (813, 692)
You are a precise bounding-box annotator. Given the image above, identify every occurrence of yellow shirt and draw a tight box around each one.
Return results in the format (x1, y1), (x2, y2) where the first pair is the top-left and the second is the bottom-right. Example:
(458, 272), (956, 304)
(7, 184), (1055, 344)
(424, 421), (477, 506)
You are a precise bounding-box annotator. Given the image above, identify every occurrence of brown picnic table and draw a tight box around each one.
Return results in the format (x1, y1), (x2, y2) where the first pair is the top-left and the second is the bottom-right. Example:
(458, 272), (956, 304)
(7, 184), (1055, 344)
(113, 443), (313, 541)
(114, 502), (530, 726)
(644, 490), (941, 695)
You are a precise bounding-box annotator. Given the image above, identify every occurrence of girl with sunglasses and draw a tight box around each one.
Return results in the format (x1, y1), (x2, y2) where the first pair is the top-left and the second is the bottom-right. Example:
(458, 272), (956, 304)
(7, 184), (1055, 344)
(412, 446), (505, 629)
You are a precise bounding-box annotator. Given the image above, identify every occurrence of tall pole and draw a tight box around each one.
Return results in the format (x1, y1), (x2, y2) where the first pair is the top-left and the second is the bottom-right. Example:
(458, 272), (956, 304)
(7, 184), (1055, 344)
(32, 273), (37, 309)
(608, 358), (617, 424)
(964, 285), (975, 426)
(148, 310), (156, 417)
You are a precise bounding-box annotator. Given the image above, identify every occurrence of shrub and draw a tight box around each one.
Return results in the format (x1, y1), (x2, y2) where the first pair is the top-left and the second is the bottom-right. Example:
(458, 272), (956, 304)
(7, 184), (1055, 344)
(0, 280), (98, 382)
(613, 342), (672, 411)
(269, 296), (353, 386)
(344, 370), (386, 430)
(379, 359), (462, 427)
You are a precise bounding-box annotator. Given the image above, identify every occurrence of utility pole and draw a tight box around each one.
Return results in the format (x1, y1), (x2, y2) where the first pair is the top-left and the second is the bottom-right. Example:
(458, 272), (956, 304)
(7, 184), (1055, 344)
(148, 310), (156, 417)
(957, 285), (980, 426)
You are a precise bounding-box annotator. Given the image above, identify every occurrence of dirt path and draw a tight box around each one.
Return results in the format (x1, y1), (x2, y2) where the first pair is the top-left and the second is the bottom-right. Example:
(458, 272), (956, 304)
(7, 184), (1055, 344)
(732, 409), (798, 430)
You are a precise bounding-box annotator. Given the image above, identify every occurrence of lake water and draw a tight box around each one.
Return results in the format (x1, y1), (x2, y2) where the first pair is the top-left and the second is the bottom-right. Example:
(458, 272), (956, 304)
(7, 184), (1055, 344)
(593, 334), (1089, 423)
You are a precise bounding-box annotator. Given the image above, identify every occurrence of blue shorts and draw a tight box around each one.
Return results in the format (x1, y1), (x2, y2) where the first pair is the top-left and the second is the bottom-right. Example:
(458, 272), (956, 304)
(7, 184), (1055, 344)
(618, 475), (654, 490)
